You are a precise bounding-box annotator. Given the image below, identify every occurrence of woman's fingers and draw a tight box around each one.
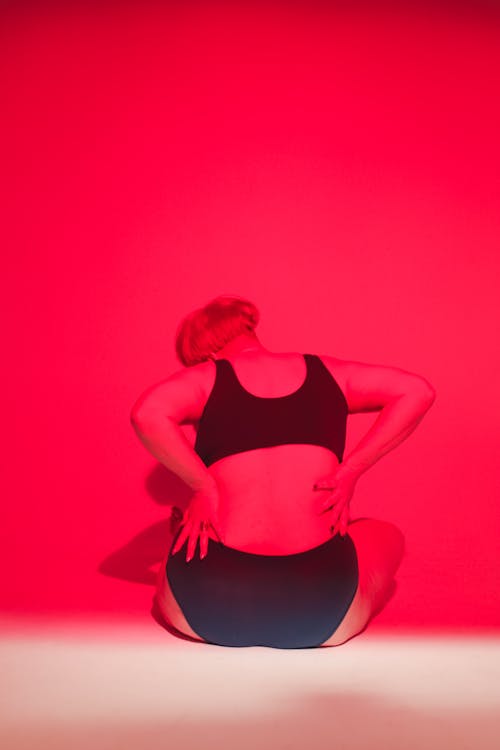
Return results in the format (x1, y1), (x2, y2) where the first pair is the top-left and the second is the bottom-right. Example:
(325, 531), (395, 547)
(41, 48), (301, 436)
(172, 518), (193, 554)
(185, 533), (197, 562)
(189, 521), (210, 561)
(210, 520), (225, 545)
(199, 523), (209, 560)
(313, 480), (337, 491)
(339, 505), (349, 536)
(318, 487), (344, 512)
(173, 517), (223, 561)
(199, 518), (225, 558)
(317, 495), (336, 514)
(329, 498), (344, 524)
(328, 499), (348, 532)
(330, 504), (350, 537)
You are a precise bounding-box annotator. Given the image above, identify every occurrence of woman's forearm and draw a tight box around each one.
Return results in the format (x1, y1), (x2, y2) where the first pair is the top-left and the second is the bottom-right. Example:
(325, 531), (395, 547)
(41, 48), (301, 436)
(131, 390), (435, 490)
(341, 391), (435, 477)
(131, 416), (217, 493)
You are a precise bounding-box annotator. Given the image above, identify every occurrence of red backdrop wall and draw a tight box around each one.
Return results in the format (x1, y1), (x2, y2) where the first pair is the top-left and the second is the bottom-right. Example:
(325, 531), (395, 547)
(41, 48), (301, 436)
(2, 1), (499, 630)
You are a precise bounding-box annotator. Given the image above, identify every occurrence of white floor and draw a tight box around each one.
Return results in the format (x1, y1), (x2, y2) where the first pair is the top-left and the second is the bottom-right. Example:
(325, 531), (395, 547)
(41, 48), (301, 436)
(1, 617), (499, 750)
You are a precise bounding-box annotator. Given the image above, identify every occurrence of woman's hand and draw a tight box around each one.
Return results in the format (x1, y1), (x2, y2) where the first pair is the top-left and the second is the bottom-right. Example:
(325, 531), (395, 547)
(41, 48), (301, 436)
(313, 464), (362, 537)
(171, 484), (225, 562)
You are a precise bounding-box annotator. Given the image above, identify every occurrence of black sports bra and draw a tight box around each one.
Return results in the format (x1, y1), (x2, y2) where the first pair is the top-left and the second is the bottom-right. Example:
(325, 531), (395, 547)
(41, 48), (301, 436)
(194, 354), (348, 467)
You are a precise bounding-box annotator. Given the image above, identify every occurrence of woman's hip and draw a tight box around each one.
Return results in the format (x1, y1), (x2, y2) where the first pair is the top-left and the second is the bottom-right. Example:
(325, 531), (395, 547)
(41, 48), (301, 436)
(164, 530), (359, 648)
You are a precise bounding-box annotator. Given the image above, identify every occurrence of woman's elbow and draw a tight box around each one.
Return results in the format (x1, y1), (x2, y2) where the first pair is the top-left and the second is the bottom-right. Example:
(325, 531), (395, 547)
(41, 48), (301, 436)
(414, 377), (436, 406)
(130, 406), (150, 430)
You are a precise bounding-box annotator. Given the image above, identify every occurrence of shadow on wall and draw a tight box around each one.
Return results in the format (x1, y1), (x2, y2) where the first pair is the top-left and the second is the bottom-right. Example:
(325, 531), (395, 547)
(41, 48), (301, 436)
(98, 463), (191, 585)
(98, 462), (198, 640)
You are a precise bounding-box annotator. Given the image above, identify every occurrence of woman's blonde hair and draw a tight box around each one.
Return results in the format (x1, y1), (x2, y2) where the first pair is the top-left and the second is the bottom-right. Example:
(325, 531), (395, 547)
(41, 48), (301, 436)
(175, 294), (260, 366)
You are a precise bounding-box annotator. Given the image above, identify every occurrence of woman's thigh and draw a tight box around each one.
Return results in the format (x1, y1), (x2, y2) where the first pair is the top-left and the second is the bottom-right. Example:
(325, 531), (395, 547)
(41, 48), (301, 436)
(319, 517), (405, 647)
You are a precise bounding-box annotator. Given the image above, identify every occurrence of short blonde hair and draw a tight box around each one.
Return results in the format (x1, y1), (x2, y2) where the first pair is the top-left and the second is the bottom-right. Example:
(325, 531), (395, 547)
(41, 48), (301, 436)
(175, 295), (260, 366)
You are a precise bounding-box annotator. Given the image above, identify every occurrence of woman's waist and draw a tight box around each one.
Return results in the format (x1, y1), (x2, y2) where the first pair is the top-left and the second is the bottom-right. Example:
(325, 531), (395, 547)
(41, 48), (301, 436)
(216, 492), (334, 554)
(206, 445), (341, 554)
(210, 444), (339, 496)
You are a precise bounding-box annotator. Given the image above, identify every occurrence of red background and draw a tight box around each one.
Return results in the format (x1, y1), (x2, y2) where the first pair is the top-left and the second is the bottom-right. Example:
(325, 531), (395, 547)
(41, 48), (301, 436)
(2, 1), (499, 631)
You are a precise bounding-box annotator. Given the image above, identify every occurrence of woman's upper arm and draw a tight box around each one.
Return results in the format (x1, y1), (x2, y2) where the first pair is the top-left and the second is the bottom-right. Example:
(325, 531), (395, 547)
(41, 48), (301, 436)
(323, 355), (436, 414)
(130, 362), (213, 426)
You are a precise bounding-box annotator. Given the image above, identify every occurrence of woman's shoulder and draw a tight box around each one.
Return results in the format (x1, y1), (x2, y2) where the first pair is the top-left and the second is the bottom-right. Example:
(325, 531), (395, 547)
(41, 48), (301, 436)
(314, 353), (436, 413)
(312, 353), (350, 396)
(131, 360), (217, 425)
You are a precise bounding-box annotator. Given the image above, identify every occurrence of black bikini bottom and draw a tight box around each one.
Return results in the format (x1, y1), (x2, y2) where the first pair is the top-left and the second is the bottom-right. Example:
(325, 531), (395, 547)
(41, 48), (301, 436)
(165, 530), (359, 649)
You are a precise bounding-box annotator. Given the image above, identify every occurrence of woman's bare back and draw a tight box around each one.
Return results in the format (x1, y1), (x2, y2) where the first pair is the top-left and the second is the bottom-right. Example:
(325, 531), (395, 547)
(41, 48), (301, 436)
(195, 351), (348, 555)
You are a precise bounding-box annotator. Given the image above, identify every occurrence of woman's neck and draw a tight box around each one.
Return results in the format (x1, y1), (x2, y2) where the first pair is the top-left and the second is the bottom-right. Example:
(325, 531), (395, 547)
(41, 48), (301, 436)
(213, 334), (269, 359)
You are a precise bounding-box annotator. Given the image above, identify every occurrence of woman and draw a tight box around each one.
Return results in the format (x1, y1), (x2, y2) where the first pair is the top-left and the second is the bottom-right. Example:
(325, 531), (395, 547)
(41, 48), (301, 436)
(131, 295), (435, 648)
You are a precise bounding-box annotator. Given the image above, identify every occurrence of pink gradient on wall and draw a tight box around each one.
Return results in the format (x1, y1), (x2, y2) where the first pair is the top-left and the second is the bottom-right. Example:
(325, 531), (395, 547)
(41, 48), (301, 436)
(1, 2), (499, 630)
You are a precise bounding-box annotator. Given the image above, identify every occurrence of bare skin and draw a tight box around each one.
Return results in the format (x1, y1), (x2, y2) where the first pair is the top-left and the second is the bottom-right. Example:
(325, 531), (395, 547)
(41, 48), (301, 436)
(133, 334), (434, 646)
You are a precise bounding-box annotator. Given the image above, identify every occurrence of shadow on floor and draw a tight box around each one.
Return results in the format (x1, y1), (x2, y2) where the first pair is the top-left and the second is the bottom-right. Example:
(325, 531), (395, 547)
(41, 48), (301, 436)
(2, 684), (498, 750)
